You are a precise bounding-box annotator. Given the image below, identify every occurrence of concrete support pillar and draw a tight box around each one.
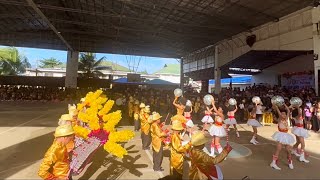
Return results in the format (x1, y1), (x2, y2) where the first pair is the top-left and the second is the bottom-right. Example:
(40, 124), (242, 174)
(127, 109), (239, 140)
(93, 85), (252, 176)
(201, 79), (209, 94)
(180, 58), (184, 91)
(65, 51), (79, 88)
(312, 7), (320, 95)
(214, 46), (221, 95)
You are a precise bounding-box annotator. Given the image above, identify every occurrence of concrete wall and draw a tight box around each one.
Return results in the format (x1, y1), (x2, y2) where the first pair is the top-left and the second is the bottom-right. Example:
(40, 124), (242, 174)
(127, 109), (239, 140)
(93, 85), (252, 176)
(217, 7), (313, 67)
(158, 74), (180, 84)
(251, 71), (278, 86)
(251, 54), (314, 85)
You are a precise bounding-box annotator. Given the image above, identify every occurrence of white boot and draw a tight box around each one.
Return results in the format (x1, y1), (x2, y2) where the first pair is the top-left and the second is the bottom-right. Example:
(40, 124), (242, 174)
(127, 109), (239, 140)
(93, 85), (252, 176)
(236, 131), (240, 138)
(291, 149), (300, 157)
(181, 131), (186, 138)
(270, 160), (281, 170)
(217, 146), (223, 154)
(250, 137), (257, 145)
(288, 160), (294, 169)
(299, 152), (310, 163)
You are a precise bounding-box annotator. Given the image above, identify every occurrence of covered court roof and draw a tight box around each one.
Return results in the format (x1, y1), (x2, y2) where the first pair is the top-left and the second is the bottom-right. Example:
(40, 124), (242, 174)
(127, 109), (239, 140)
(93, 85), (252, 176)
(220, 50), (313, 73)
(0, 0), (313, 58)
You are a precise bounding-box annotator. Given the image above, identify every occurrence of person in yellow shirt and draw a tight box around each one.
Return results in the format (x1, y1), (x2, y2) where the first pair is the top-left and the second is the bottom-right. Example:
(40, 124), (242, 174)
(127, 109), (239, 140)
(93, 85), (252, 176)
(38, 124), (75, 180)
(141, 105), (151, 150)
(170, 120), (191, 179)
(149, 112), (167, 171)
(189, 132), (232, 180)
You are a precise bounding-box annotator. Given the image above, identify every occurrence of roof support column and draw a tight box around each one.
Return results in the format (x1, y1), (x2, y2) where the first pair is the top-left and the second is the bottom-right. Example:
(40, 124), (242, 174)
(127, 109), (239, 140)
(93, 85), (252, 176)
(214, 46), (221, 95)
(313, 6), (320, 96)
(180, 58), (184, 91)
(201, 79), (209, 93)
(65, 50), (79, 89)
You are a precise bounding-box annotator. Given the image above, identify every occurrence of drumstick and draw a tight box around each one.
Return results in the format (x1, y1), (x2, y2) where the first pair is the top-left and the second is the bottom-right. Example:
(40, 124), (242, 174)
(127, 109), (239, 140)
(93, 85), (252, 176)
(225, 125), (229, 145)
(164, 112), (170, 125)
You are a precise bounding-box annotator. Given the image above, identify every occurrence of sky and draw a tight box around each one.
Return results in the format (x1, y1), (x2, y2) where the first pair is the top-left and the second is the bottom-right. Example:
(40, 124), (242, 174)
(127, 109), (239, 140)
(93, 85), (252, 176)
(1, 46), (179, 74)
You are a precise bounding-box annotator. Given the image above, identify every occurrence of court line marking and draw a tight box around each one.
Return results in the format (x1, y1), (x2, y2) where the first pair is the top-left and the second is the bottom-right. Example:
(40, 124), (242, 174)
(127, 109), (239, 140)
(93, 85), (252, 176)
(309, 155), (320, 160)
(145, 149), (164, 178)
(0, 113), (49, 135)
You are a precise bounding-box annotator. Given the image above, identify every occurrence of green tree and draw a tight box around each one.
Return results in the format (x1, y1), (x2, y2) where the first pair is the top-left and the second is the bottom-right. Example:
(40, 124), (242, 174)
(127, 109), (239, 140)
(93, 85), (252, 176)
(78, 52), (106, 78)
(0, 47), (31, 75)
(39, 57), (63, 68)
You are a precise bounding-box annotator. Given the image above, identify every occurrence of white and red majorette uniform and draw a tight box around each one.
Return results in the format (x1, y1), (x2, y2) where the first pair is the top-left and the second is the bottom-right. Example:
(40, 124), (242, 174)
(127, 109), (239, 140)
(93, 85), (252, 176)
(292, 117), (309, 138)
(272, 121), (296, 145)
(201, 112), (214, 124)
(247, 114), (262, 127)
(224, 115), (237, 125)
(209, 116), (227, 137)
(185, 114), (195, 128)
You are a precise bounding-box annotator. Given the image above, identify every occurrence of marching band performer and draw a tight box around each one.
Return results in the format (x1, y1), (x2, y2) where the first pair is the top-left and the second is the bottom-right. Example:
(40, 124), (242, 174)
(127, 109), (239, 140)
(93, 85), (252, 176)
(58, 114), (73, 126)
(141, 105), (151, 150)
(128, 96), (134, 123)
(184, 100), (194, 138)
(172, 96), (187, 129)
(150, 112), (167, 171)
(201, 103), (214, 132)
(38, 124), (75, 180)
(247, 103), (263, 145)
(208, 102), (227, 157)
(133, 100), (140, 131)
(270, 104), (295, 170)
(291, 106), (310, 163)
(224, 105), (239, 138)
(170, 120), (191, 179)
(189, 132), (233, 180)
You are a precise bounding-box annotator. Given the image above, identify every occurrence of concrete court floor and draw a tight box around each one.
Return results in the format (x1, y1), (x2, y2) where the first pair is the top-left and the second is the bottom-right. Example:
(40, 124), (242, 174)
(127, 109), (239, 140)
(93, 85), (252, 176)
(0, 101), (320, 180)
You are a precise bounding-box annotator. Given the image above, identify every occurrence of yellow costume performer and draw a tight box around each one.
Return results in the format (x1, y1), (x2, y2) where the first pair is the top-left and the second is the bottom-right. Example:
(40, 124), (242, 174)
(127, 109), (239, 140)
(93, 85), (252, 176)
(57, 114), (75, 153)
(134, 100), (140, 131)
(263, 112), (273, 125)
(141, 105), (151, 150)
(172, 97), (187, 128)
(38, 125), (75, 180)
(128, 96), (134, 119)
(189, 132), (232, 180)
(170, 121), (191, 178)
(150, 112), (167, 171)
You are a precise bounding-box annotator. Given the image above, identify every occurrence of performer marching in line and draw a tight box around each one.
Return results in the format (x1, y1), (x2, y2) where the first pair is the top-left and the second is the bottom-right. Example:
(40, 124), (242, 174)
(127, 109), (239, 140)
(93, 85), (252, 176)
(141, 105), (151, 150)
(128, 96), (134, 122)
(291, 106), (310, 163)
(170, 120), (191, 179)
(201, 103), (214, 132)
(247, 103), (263, 145)
(270, 104), (296, 170)
(224, 105), (239, 138)
(150, 112), (167, 172)
(133, 100), (141, 131)
(209, 102), (227, 157)
(38, 124), (75, 180)
(172, 96), (187, 129)
(189, 132), (233, 180)
(184, 100), (195, 138)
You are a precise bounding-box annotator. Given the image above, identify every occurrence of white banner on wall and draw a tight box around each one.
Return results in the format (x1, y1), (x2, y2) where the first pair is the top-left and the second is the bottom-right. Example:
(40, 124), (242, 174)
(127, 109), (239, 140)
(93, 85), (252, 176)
(281, 74), (314, 89)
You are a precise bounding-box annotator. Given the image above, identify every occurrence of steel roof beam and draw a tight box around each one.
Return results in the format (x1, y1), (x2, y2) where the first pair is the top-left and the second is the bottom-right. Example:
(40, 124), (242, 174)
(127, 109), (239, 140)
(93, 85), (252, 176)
(25, 0), (73, 51)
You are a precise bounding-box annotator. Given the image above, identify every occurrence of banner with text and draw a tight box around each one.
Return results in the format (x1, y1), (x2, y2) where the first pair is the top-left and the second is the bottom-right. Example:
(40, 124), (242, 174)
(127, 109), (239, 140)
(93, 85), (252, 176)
(281, 74), (314, 89)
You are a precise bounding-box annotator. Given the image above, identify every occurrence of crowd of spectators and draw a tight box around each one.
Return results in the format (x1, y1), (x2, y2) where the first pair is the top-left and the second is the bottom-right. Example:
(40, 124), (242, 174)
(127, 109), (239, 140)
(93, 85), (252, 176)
(1, 84), (319, 131)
